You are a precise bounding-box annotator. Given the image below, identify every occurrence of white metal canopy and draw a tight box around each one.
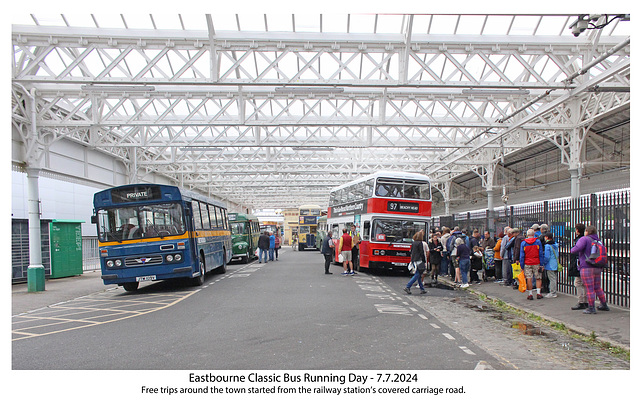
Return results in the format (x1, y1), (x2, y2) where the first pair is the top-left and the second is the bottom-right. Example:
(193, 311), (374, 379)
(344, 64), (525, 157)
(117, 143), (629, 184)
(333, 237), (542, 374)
(11, 13), (631, 211)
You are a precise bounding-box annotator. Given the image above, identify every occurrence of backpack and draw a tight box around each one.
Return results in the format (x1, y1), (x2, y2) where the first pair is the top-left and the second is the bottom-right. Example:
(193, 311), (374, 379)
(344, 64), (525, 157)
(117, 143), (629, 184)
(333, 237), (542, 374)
(586, 238), (608, 268)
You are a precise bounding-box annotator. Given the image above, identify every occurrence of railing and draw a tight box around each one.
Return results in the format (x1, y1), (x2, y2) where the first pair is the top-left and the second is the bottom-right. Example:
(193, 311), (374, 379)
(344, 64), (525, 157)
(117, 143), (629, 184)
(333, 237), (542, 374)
(432, 189), (630, 308)
(82, 236), (100, 272)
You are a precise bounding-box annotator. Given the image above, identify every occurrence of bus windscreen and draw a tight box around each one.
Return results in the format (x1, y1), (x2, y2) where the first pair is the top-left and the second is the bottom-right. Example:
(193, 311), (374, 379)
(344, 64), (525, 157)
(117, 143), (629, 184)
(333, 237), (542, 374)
(370, 219), (428, 243)
(97, 202), (185, 242)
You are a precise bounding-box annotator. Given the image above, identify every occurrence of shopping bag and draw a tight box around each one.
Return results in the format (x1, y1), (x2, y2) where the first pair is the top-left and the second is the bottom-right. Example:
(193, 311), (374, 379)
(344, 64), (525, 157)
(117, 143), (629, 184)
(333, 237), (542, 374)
(408, 262), (416, 274)
(338, 253), (344, 263)
(517, 271), (527, 292)
(512, 262), (521, 277)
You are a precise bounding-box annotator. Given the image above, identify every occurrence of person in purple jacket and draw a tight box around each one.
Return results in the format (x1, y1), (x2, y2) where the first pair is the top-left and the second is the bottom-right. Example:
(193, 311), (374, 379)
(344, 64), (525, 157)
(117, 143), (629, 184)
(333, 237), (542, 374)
(570, 225), (609, 314)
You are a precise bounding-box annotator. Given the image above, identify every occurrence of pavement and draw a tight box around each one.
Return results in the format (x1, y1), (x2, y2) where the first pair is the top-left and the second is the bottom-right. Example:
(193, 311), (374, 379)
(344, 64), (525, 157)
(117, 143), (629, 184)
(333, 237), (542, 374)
(12, 269), (631, 351)
(11, 270), (110, 316)
(436, 276), (631, 351)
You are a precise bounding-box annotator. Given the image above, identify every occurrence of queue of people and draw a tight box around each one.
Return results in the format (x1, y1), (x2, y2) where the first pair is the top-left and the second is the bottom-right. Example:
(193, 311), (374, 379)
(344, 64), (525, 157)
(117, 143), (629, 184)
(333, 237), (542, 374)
(403, 223), (609, 314)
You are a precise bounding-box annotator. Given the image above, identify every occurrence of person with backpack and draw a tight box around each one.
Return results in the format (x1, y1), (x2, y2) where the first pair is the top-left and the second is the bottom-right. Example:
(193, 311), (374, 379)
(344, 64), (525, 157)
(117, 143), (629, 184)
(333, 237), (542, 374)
(447, 227), (470, 282)
(570, 225), (609, 314)
(520, 229), (545, 300)
(455, 237), (471, 288)
(569, 223), (588, 310)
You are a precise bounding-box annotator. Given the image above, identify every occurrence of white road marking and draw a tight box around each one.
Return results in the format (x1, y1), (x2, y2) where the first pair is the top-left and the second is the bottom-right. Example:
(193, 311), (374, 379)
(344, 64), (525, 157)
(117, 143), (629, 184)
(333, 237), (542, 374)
(442, 333), (455, 340)
(460, 346), (476, 355)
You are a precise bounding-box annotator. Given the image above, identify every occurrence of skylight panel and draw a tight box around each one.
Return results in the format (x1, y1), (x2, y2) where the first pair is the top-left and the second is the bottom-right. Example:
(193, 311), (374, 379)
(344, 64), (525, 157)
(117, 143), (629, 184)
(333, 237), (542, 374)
(374, 14), (403, 34)
(535, 15), (570, 36)
(482, 15), (513, 35)
(412, 15), (432, 35)
(54, 14), (98, 29)
(349, 14), (377, 34)
(322, 14), (348, 33)
(210, 13), (238, 31)
(118, 14), (155, 30)
(428, 15), (459, 35)
(180, 14), (208, 31)
(29, 14), (67, 27)
(239, 14), (266, 32)
(93, 14), (128, 29)
(151, 14), (185, 30)
(456, 15), (486, 35)
(264, 14), (291, 33)
(510, 15), (540, 35)
(295, 14), (320, 33)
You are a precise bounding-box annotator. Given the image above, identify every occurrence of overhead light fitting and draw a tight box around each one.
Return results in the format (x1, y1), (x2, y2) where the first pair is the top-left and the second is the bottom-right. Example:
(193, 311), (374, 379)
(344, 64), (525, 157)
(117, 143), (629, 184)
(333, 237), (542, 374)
(587, 85), (630, 93)
(462, 89), (530, 96)
(274, 87), (344, 94)
(81, 84), (156, 92)
(291, 146), (335, 151)
(179, 146), (223, 151)
(405, 147), (447, 152)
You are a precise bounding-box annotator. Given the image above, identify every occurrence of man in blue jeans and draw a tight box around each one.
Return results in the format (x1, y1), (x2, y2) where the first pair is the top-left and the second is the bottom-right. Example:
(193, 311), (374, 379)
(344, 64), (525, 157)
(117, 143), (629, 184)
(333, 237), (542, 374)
(258, 231), (270, 263)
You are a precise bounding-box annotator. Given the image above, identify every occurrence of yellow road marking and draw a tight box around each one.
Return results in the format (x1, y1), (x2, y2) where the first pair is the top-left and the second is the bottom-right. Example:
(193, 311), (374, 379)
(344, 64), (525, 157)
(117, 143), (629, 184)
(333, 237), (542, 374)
(12, 288), (199, 341)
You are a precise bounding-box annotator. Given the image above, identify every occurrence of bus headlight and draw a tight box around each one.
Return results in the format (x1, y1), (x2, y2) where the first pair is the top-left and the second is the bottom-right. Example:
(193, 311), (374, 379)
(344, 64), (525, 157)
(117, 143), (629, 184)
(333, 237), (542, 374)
(166, 254), (174, 262)
(114, 259), (122, 267)
(106, 260), (114, 267)
(174, 253), (182, 262)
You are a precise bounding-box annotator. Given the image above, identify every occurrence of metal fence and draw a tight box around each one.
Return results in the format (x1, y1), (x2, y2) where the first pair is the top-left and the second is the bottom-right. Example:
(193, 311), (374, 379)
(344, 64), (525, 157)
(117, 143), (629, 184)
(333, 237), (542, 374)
(82, 237), (100, 272)
(432, 189), (630, 308)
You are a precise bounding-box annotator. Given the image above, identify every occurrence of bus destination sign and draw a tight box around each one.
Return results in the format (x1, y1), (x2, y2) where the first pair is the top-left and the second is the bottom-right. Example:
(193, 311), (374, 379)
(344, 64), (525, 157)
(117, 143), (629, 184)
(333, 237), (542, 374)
(387, 201), (420, 213)
(299, 216), (318, 225)
(112, 186), (162, 203)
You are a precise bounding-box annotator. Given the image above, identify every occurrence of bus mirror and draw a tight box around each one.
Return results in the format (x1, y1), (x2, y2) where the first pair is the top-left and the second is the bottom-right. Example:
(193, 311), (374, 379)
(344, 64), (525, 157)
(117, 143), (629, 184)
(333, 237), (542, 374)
(91, 215), (98, 224)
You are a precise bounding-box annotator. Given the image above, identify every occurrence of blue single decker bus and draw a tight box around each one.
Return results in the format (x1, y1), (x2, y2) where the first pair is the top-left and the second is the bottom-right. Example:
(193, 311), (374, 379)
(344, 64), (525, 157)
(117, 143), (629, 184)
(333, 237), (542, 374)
(92, 184), (232, 291)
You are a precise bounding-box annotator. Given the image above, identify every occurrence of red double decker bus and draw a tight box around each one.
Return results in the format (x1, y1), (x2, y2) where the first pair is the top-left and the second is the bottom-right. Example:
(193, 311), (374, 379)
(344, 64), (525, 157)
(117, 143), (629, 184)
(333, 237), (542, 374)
(326, 171), (432, 272)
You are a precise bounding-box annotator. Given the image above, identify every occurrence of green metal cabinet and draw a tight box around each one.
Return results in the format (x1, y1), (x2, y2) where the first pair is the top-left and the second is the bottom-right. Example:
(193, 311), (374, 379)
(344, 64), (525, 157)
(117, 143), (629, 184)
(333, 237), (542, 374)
(49, 220), (84, 278)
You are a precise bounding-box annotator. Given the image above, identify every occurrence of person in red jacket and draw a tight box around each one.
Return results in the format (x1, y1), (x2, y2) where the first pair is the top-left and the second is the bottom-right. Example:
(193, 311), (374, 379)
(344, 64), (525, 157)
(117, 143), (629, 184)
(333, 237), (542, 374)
(519, 229), (545, 300)
(338, 228), (353, 275)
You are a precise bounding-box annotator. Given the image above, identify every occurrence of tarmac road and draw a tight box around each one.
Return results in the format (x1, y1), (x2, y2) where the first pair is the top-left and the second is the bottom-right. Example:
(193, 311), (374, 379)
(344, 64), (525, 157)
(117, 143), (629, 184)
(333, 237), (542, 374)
(12, 249), (499, 370)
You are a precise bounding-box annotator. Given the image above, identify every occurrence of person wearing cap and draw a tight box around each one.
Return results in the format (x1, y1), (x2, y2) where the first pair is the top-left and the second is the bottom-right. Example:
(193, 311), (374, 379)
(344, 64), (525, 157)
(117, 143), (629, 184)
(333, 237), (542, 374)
(540, 224), (549, 236)
(531, 224), (541, 238)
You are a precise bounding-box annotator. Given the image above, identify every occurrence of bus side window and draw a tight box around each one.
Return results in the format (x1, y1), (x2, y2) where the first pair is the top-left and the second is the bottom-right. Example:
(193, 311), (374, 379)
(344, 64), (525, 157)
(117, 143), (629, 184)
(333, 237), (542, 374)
(331, 224), (339, 237)
(222, 209), (228, 229)
(201, 204), (211, 229)
(363, 221), (370, 240)
(192, 201), (203, 230)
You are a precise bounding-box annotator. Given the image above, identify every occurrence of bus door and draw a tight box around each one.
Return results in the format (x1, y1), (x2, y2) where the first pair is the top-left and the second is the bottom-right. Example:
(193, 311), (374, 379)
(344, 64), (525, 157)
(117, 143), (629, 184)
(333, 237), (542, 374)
(360, 219), (371, 269)
(184, 202), (199, 273)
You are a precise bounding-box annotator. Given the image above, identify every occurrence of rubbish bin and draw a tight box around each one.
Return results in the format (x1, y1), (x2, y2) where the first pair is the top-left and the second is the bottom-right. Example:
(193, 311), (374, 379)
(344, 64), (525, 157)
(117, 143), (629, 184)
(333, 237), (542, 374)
(49, 220), (84, 278)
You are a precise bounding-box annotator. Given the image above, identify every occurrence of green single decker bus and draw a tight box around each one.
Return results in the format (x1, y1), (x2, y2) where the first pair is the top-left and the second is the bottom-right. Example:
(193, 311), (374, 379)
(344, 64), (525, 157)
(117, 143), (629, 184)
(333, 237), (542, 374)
(228, 213), (260, 263)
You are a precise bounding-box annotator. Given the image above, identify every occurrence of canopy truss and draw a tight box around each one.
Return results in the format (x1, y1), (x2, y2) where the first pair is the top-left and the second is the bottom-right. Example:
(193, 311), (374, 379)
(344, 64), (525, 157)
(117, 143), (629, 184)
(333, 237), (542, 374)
(12, 14), (631, 210)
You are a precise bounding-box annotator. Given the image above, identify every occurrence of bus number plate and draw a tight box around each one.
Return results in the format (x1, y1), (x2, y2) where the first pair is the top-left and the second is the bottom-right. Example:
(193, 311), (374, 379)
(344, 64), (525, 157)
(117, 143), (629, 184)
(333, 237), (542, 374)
(392, 262), (408, 266)
(136, 275), (156, 282)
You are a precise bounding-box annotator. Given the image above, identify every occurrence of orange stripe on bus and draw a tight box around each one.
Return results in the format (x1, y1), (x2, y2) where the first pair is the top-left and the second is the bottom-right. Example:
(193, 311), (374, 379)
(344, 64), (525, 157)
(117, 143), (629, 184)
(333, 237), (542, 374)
(98, 230), (230, 247)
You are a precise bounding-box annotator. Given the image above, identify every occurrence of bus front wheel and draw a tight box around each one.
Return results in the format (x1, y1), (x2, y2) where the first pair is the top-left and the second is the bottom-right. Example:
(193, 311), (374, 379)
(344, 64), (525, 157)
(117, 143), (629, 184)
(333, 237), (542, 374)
(192, 259), (205, 286)
(122, 282), (139, 292)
